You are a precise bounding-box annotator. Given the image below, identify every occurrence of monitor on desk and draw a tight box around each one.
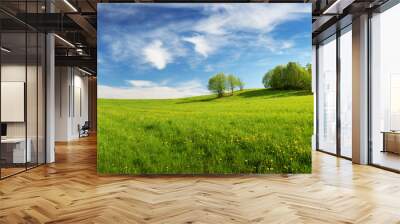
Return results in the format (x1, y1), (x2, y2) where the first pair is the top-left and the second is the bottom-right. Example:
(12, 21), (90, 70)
(1, 123), (7, 138)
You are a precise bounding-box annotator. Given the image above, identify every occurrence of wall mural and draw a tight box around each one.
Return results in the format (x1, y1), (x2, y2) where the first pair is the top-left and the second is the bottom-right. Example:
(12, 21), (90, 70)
(97, 3), (313, 174)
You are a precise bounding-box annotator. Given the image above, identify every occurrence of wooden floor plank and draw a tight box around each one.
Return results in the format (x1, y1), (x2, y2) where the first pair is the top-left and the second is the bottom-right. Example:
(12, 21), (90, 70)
(0, 135), (399, 223)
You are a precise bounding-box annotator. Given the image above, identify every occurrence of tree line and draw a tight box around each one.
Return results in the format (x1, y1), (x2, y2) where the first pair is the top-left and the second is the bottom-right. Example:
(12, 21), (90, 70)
(262, 62), (311, 91)
(207, 62), (311, 97)
(208, 73), (245, 97)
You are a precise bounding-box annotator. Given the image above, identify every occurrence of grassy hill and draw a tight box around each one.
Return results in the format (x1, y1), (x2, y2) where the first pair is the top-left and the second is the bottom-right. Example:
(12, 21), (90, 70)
(97, 89), (313, 174)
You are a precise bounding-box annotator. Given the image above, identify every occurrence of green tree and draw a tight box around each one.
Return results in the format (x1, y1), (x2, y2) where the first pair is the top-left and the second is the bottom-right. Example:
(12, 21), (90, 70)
(208, 73), (227, 97)
(263, 65), (285, 89)
(300, 64), (312, 90)
(306, 63), (311, 75)
(262, 62), (311, 91)
(227, 74), (239, 95)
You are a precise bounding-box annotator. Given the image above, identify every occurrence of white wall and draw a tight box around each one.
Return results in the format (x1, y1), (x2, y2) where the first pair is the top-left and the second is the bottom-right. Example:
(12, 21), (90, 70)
(71, 73), (89, 138)
(1, 63), (46, 164)
(1, 82), (25, 122)
(55, 67), (89, 141)
(1, 65), (26, 137)
(55, 66), (70, 141)
(1, 65), (40, 137)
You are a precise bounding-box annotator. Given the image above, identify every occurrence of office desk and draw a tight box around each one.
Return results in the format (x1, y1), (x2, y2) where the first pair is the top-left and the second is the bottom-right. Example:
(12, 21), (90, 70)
(1, 138), (31, 163)
(382, 131), (400, 154)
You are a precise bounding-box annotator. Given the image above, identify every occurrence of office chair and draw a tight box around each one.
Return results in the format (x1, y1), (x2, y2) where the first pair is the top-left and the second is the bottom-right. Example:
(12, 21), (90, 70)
(79, 121), (90, 138)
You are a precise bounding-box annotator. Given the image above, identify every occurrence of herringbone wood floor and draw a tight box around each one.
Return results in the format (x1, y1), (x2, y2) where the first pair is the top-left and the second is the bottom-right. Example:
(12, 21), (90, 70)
(1, 135), (400, 223)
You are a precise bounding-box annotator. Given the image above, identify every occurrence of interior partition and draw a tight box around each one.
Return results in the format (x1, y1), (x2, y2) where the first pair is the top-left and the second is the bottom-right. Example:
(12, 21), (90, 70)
(0, 4), (46, 179)
(0, 31), (28, 177)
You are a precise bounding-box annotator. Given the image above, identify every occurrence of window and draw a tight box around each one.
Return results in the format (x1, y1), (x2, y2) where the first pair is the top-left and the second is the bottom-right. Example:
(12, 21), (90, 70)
(370, 3), (400, 171)
(317, 35), (337, 154)
(339, 26), (352, 158)
(0, 2), (46, 179)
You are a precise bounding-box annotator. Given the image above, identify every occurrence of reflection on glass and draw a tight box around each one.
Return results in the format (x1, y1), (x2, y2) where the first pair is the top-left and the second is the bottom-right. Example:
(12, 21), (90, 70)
(0, 1), (47, 179)
(371, 3), (400, 171)
(1, 32), (27, 177)
(340, 28), (352, 158)
(390, 75), (400, 130)
(318, 36), (337, 154)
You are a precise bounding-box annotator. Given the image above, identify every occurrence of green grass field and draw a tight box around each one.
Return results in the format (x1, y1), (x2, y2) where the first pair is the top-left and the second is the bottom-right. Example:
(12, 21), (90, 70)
(97, 89), (313, 174)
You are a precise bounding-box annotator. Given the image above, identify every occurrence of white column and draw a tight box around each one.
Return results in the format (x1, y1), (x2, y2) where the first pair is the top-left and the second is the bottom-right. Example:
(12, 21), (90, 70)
(46, 32), (55, 163)
(45, 0), (56, 163)
(352, 14), (369, 164)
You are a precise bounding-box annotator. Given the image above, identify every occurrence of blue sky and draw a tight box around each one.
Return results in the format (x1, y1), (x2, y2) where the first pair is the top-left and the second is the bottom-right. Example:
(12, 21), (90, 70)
(98, 3), (311, 99)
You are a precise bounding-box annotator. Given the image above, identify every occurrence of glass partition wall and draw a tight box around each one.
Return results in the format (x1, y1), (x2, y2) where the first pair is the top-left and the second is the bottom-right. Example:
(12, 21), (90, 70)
(370, 3), (400, 171)
(317, 35), (337, 155)
(316, 25), (352, 159)
(0, 3), (46, 179)
(0, 30), (27, 177)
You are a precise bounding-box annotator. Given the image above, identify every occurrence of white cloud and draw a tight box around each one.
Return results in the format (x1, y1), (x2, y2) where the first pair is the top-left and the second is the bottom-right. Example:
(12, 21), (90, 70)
(99, 79), (209, 99)
(101, 4), (310, 69)
(183, 35), (215, 57)
(255, 35), (296, 53)
(190, 4), (309, 55)
(194, 17), (227, 35)
(142, 40), (172, 70)
(195, 4), (309, 35)
(102, 27), (186, 69)
(281, 41), (294, 49)
(99, 4), (137, 19)
(128, 80), (157, 87)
